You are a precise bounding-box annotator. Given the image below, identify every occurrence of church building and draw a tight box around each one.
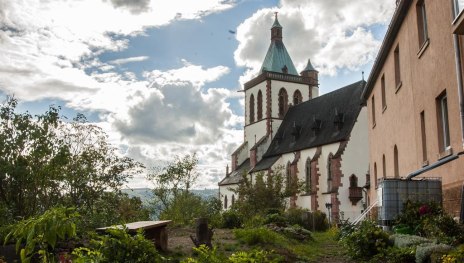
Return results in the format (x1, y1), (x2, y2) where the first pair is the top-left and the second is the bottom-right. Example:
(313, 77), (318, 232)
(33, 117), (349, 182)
(219, 14), (369, 223)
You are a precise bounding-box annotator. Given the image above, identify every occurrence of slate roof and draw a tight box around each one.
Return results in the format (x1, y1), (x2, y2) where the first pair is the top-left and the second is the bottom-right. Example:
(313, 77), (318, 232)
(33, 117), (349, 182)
(249, 156), (280, 173)
(218, 158), (250, 186)
(263, 80), (365, 158)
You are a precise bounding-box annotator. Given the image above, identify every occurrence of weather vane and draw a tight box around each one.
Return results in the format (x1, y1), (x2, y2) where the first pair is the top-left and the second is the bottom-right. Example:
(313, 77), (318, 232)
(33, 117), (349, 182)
(274, 11), (278, 19)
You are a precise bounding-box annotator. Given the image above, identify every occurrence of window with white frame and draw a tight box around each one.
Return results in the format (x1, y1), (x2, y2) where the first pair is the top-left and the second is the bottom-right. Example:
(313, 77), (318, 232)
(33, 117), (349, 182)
(437, 93), (451, 151)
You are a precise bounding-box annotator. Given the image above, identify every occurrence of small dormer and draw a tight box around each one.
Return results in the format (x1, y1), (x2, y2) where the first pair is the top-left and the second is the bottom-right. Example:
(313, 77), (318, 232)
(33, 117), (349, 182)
(291, 121), (301, 141)
(311, 116), (322, 136)
(333, 108), (345, 130)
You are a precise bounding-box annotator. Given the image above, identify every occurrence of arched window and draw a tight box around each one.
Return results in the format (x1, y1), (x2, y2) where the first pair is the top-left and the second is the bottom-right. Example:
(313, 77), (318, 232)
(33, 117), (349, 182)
(249, 94), (255, 123)
(224, 195), (228, 209)
(327, 154), (333, 192)
(293, 90), (302, 105)
(231, 194), (235, 206)
(382, 155), (386, 178)
(349, 174), (358, 188)
(257, 90), (263, 120)
(374, 162), (378, 188)
(286, 161), (292, 190)
(278, 88), (288, 118)
(305, 158), (311, 194)
(394, 145), (399, 178)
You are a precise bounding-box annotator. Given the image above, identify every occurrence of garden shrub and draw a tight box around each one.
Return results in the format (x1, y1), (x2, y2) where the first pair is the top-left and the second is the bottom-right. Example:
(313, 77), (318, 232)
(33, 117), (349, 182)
(370, 246), (416, 263)
(415, 243), (452, 263)
(229, 249), (282, 263)
(281, 225), (313, 241)
(4, 206), (79, 263)
(182, 246), (282, 263)
(221, 209), (243, 229)
(284, 207), (307, 227)
(307, 210), (329, 231)
(264, 213), (287, 227)
(233, 227), (286, 246)
(441, 244), (464, 263)
(76, 228), (165, 263)
(392, 234), (431, 248)
(243, 215), (265, 228)
(336, 219), (357, 240)
(421, 214), (464, 245)
(181, 245), (226, 263)
(394, 200), (464, 245)
(340, 220), (390, 261)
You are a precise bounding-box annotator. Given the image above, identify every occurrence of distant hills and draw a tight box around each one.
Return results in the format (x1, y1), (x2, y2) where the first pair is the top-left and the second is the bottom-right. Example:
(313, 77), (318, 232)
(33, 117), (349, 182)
(121, 188), (219, 205)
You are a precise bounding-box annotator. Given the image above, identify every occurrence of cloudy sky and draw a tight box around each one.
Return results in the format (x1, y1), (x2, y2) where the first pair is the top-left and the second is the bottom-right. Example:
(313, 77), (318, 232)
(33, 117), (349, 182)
(0, 0), (395, 189)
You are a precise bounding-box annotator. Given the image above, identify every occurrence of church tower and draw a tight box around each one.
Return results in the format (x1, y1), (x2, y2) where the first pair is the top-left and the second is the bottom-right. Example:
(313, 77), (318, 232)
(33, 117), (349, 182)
(240, 13), (319, 169)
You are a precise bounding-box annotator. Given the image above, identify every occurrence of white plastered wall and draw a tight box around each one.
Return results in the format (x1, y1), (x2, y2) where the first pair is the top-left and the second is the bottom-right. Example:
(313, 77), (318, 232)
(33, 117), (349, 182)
(219, 184), (238, 210)
(338, 107), (369, 221)
(295, 147), (318, 210)
(245, 121), (267, 151)
(315, 143), (340, 214)
(270, 80), (310, 119)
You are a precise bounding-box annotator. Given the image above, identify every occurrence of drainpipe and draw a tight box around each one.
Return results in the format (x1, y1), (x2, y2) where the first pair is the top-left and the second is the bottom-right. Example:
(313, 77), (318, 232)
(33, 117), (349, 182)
(453, 34), (464, 223)
(453, 34), (464, 149)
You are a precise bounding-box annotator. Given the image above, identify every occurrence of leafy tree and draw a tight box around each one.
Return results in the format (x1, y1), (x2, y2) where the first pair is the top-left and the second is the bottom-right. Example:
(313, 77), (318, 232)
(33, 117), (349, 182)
(147, 154), (221, 225)
(0, 97), (145, 227)
(232, 170), (287, 218)
(148, 154), (199, 217)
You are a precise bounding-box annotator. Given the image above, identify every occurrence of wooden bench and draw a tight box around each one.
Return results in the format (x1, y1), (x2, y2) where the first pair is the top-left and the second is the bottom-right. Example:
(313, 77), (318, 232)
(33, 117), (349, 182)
(97, 220), (172, 251)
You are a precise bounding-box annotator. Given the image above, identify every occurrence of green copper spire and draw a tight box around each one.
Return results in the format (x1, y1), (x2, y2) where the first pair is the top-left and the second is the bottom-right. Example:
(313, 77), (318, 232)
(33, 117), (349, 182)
(260, 13), (298, 75)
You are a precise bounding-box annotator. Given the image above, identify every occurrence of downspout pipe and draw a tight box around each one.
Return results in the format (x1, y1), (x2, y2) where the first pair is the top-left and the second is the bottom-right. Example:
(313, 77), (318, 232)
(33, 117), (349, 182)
(453, 34), (464, 149)
(453, 33), (464, 223)
(405, 154), (459, 180)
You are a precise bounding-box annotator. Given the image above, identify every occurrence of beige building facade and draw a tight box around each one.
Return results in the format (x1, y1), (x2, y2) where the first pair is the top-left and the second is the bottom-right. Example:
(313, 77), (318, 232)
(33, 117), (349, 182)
(362, 0), (464, 217)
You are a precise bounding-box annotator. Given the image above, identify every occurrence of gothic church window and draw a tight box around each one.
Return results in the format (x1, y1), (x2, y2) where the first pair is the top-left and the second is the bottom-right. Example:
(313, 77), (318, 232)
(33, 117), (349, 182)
(278, 88), (288, 118)
(327, 154), (333, 192)
(293, 90), (302, 105)
(305, 158), (311, 194)
(224, 195), (228, 209)
(249, 94), (255, 123)
(257, 90), (263, 120)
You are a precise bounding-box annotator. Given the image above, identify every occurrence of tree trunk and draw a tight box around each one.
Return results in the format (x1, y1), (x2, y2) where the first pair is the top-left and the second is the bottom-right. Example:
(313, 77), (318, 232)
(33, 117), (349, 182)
(190, 218), (213, 248)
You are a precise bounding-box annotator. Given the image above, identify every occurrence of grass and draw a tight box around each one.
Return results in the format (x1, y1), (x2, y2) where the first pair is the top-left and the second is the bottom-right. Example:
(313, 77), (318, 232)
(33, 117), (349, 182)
(167, 226), (348, 262)
(290, 229), (347, 262)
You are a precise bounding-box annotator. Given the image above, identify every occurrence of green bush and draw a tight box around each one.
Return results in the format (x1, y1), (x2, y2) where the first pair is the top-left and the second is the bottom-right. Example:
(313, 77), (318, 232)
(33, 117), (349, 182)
(243, 215), (266, 228)
(394, 200), (464, 245)
(284, 207), (307, 227)
(415, 243), (452, 263)
(281, 225), (313, 241)
(181, 245), (226, 263)
(340, 220), (390, 261)
(221, 209), (243, 229)
(4, 206), (79, 263)
(264, 213), (287, 227)
(233, 227), (286, 246)
(391, 234), (431, 248)
(370, 246), (416, 263)
(441, 244), (464, 263)
(77, 228), (164, 263)
(229, 249), (282, 263)
(182, 246), (282, 263)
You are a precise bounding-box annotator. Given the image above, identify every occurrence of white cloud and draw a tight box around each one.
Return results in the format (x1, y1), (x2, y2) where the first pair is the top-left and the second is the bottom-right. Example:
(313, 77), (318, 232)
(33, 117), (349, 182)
(234, 0), (395, 82)
(109, 56), (150, 65)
